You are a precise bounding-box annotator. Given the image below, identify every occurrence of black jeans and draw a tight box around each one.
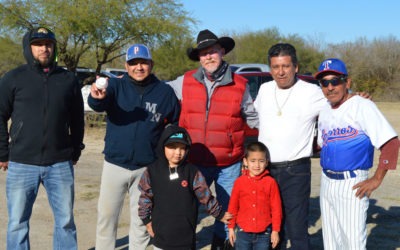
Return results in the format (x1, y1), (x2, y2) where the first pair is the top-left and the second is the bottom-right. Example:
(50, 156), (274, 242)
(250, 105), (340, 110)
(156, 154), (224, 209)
(270, 158), (311, 250)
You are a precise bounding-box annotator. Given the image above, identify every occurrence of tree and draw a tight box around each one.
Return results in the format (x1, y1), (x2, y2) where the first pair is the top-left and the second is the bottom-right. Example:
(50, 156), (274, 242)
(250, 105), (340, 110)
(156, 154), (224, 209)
(0, 36), (24, 76)
(282, 34), (325, 75)
(226, 28), (282, 64)
(0, 0), (195, 72)
(325, 36), (400, 100)
(223, 28), (324, 75)
(152, 35), (198, 80)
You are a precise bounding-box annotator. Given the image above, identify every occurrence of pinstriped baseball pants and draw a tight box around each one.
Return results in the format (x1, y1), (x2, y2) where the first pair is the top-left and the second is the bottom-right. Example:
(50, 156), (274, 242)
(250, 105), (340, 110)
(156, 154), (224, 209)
(320, 169), (369, 250)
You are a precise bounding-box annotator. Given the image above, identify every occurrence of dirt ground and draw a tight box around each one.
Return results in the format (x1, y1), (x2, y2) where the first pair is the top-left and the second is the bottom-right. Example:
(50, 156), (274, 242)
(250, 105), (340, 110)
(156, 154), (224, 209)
(0, 102), (399, 250)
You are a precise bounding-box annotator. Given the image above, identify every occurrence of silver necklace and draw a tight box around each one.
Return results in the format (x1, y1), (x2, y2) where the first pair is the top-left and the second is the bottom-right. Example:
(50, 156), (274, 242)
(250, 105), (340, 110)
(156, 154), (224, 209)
(274, 85), (294, 116)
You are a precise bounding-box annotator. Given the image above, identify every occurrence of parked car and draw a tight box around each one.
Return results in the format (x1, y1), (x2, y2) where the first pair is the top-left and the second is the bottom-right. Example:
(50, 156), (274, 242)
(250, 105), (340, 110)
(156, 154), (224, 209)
(230, 63), (270, 73)
(77, 68), (117, 112)
(105, 68), (126, 77)
(76, 68), (118, 87)
(61, 66), (118, 87)
(238, 71), (320, 157)
(238, 71), (319, 100)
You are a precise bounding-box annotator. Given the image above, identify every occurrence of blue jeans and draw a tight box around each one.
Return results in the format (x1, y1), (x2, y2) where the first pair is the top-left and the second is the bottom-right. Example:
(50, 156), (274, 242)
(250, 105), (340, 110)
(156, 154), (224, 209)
(235, 226), (272, 250)
(6, 161), (77, 250)
(269, 159), (311, 250)
(197, 161), (242, 240)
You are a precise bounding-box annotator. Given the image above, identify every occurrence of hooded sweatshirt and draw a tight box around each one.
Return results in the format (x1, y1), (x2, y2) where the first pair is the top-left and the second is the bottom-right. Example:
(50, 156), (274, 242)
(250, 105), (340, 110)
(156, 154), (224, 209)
(0, 29), (84, 165)
(138, 124), (223, 250)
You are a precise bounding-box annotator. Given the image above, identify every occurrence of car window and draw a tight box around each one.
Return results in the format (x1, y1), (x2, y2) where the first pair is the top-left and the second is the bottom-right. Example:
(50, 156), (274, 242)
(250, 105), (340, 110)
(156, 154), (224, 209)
(261, 75), (273, 83)
(243, 75), (261, 100)
(76, 72), (95, 87)
(230, 66), (239, 72)
(109, 70), (125, 76)
(240, 72), (318, 102)
(239, 67), (262, 72)
(242, 75), (274, 100)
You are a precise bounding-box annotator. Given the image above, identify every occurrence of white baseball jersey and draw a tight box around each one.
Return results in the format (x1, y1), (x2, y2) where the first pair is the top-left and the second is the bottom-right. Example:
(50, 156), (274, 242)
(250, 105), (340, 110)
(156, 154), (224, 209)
(317, 95), (397, 250)
(318, 95), (397, 171)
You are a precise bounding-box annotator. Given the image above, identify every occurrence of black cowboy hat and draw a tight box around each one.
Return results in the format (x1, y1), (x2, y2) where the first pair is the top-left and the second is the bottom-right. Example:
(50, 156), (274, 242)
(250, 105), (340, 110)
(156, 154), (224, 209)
(187, 29), (235, 61)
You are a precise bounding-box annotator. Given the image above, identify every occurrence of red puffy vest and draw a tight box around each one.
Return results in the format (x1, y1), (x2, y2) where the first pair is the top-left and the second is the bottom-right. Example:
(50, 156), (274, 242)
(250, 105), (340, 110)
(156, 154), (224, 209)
(179, 70), (247, 167)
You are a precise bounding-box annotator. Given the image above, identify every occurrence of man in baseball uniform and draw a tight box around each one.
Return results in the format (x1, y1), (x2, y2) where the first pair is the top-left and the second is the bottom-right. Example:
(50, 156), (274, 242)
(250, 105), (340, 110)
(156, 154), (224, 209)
(315, 58), (400, 250)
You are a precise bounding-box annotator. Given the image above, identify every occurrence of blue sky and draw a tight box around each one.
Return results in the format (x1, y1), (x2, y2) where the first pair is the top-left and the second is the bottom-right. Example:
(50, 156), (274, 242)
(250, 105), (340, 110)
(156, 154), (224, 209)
(181, 1), (399, 44)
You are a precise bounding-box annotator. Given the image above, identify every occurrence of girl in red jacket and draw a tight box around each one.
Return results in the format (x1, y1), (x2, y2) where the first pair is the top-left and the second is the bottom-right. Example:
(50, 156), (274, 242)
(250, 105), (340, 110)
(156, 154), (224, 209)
(228, 142), (282, 249)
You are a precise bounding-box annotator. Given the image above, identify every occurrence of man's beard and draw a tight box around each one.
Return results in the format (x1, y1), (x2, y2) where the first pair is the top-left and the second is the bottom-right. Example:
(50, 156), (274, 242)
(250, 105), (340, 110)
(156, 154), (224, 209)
(36, 54), (53, 67)
(39, 59), (51, 67)
(203, 60), (219, 74)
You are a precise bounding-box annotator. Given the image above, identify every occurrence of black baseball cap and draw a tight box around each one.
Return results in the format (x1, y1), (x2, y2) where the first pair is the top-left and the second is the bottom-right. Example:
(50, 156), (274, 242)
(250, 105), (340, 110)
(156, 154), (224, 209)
(29, 27), (57, 44)
(164, 132), (190, 146)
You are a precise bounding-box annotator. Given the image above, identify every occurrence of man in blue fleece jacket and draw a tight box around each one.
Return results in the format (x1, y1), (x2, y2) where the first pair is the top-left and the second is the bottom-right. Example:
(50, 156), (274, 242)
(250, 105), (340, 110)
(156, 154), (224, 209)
(88, 44), (180, 250)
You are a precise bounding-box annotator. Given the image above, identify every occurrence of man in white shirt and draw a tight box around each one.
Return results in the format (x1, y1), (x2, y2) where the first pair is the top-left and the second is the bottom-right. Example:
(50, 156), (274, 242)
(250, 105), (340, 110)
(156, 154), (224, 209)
(254, 43), (326, 250)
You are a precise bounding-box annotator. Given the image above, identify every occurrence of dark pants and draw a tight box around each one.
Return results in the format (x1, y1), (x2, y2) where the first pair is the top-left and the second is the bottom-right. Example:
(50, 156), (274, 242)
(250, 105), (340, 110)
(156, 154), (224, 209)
(235, 226), (272, 250)
(269, 158), (311, 250)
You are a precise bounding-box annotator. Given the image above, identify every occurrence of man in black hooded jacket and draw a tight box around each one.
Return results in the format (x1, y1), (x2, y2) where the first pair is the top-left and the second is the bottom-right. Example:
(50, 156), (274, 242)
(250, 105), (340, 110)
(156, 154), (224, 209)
(0, 27), (84, 249)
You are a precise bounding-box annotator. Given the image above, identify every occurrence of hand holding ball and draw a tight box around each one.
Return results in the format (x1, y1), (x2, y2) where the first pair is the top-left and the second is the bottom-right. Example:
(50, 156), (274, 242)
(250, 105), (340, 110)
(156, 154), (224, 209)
(95, 77), (108, 90)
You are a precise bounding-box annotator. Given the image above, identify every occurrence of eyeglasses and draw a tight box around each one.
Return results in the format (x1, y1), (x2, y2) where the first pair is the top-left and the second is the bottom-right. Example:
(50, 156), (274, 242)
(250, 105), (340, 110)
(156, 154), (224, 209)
(319, 76), (347, 87)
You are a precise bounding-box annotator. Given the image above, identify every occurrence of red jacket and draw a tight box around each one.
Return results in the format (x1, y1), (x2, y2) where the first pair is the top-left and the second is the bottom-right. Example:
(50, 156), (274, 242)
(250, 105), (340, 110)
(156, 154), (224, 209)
(228, 169), (282, 233)
(179, 70), (247, 167)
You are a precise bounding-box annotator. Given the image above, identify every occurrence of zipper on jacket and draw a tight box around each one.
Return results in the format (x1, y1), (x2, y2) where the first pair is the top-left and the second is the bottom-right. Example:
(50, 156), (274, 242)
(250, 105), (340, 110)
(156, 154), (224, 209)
(41, 75), (49, 164)
(203, 83), (220, 142)
(204, 83), (210, 143)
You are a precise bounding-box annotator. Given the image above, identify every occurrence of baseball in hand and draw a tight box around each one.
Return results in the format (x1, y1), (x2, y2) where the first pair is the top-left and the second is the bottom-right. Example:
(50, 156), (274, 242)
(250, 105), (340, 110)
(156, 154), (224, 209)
(95, 77), (108, 90)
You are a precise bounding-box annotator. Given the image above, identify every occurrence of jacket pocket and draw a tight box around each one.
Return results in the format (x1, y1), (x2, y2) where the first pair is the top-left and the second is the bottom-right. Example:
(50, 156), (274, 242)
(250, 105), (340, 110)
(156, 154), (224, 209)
(9, 121), (23, 148)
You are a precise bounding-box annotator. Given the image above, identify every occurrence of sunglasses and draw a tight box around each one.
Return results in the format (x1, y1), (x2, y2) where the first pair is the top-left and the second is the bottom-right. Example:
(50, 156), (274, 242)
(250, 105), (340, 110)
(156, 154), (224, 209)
(319, 76), (347, 87)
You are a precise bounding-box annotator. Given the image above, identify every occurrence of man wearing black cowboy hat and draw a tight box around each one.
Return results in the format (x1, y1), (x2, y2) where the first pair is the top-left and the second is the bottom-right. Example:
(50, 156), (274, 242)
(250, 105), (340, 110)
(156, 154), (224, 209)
(168, 29), (258, 249)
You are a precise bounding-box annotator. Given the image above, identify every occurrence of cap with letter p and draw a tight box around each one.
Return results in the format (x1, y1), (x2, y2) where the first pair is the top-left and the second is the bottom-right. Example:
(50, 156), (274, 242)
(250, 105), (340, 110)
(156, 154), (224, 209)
(315, 58), (348, 79)
(126, 44), (152, 62)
